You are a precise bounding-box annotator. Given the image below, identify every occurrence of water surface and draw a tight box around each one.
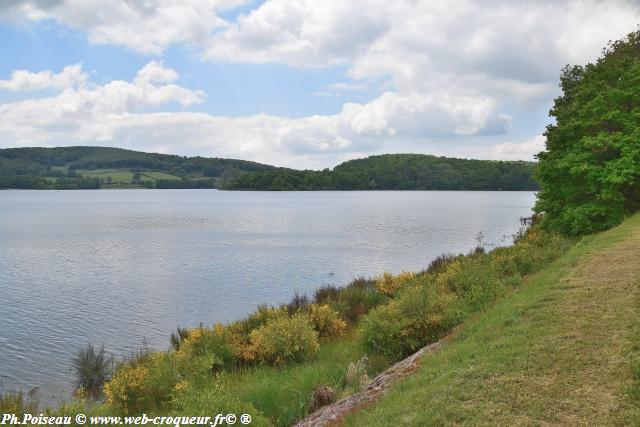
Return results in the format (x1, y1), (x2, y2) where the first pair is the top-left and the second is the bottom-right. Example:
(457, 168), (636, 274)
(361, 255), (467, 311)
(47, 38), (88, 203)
(0, 190), (535, 404)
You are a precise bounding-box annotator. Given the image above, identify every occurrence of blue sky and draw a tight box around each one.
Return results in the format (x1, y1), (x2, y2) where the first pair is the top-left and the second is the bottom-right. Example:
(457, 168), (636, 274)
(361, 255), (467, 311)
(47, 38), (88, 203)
(0, 1), (637, 169)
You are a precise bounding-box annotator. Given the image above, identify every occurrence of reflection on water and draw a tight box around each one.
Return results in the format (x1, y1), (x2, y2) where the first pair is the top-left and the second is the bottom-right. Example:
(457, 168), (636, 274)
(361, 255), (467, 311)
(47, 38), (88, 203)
(0, 190), (535, 404)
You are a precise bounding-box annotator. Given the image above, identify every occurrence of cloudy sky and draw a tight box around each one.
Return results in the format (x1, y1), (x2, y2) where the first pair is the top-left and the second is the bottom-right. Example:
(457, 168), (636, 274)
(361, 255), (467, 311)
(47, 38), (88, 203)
(0, 0), (638, 169)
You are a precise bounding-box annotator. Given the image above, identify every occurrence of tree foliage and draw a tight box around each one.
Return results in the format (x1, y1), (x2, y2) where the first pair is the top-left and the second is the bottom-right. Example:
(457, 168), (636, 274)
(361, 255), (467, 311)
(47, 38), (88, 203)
(224, 154), (538, 191)
(0, 146), (274, 189)
(535, 31), (640, 235)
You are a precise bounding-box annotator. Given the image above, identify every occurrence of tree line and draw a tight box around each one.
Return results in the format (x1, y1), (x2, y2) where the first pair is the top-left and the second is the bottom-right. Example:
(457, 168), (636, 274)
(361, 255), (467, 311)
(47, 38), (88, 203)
(224, 154), (539, 191)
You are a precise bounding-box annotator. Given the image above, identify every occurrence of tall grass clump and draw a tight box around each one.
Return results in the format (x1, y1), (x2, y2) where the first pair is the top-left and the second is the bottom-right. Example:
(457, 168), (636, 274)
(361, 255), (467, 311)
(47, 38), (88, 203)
(169, 326), (190, 351)
(423, 253), (459, 275)
(313, 284), (339, 304)
(286, 291), (310, 314)
(72, 344), (113, 399)
(0, 391), (39, 414)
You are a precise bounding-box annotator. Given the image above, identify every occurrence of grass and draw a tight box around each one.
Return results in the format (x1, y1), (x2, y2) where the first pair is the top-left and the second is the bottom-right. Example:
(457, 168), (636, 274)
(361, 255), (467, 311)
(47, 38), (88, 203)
(141, 171), (182, 181)
(72, 344), (113, 399)
(342, 213), (640, 425)
(76, 169), (181, 184)
(75, 169), (135, 183)
(221, 334), (388, 426)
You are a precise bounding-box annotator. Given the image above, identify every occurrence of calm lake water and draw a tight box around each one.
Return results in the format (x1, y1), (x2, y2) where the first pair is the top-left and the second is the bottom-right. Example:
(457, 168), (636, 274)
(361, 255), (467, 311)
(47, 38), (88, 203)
(0, 190), (535, 404)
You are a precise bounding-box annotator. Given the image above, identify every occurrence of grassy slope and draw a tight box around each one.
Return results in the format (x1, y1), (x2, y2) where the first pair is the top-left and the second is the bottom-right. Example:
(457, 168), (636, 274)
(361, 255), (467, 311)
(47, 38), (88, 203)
(223, 334), (385, 426)
(343, 213), (640, 425)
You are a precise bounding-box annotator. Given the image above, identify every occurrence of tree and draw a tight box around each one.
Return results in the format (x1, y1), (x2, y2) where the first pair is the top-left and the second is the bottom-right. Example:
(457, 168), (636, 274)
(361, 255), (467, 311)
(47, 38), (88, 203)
(534, 31), (640, 236)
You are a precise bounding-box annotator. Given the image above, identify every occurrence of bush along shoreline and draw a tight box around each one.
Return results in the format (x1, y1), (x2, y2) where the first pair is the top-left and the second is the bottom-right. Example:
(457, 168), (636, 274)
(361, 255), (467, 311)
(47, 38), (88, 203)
(1, 216), (573, 425)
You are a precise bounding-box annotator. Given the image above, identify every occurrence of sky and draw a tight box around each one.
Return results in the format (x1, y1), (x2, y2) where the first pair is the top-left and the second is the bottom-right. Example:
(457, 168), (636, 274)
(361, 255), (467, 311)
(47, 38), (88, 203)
(0, 1), (638, 169)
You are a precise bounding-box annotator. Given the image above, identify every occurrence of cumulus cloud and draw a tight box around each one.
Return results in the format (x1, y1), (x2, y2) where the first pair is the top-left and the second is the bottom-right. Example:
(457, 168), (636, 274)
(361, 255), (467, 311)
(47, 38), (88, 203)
(1, 1), (639, 165)
(481, 135), (547, 161)
(200, 0), (640, 117)
(0, 0), (248, 54)
(0, 63), (86, 91)
(204, 1), (389, 67)
(0, 62), (511, 168)
(0, 62), (205, 142)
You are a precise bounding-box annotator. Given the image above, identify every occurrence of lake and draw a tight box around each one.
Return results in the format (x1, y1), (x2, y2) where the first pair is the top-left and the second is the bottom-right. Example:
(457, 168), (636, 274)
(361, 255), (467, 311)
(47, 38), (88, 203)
(0, 190), (535, 404)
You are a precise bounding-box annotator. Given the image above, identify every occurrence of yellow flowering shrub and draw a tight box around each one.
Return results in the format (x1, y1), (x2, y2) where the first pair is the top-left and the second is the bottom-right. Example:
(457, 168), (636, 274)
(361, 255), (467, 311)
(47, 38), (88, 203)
(307, 304), (346, 338)
(176, 325), (236, 373)
(104, 363), (151, 415)
(104, 351), (180, 415)
(360, 283), (459, 360)
(249, 313), (320, 365)
(375, 271), (416, 296)
(238, 304), (288, 333)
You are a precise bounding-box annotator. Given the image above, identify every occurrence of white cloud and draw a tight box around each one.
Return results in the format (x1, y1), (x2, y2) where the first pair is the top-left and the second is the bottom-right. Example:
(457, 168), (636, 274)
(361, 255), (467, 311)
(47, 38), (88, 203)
(0, 63), (86, 91)
(1, 1), (639, 166)
(202, 0), (640, 113)
(484, 135), (547, 161)
(0, 63), (511, 168)
(134, 61), (179, 85)
(0, 0), (248, 55)
(0, 62), (205, 142)
(326, 82), (368, 92)
(204, 1), (389, 67)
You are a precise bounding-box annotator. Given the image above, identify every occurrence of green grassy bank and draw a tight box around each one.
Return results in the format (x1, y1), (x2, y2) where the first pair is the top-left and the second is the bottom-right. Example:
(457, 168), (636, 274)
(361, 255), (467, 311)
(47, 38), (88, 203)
(343, 213), (640, 425)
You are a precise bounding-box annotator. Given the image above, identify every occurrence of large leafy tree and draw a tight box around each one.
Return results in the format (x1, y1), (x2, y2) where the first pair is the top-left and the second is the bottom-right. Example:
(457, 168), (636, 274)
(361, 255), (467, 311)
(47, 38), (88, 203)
(535, 31), (640, 236)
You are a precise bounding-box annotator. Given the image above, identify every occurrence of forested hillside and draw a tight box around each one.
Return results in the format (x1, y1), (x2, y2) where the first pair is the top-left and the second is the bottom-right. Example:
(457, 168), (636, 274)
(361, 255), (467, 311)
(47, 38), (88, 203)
(224, 154), (538, 191)
(0, 148), (538, 191)
(0, 147), (274, 189)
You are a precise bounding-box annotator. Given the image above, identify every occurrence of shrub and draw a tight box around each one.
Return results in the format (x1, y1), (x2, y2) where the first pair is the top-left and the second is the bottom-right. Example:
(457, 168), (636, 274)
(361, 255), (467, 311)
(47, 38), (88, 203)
(375, 271), (416, 296)
(176, 325), (237, 373)
(72, 344), (113, 399)
(286, 291), (310, 314)
(313, 284), (340, 304)
(104, 360), (151, 414)
(249, 313), (320, 365)
(236, 304), (287, 334)
(334, 281), (387, 324)
(434, 254), (503, 310)
(348, 277), (377, 289)
(360, 284), (459, 360)
(424, 253), (458, 274)
(105, 352), (178, 415)
(170, 326), (190, 351)
(307, 304), (347, 339)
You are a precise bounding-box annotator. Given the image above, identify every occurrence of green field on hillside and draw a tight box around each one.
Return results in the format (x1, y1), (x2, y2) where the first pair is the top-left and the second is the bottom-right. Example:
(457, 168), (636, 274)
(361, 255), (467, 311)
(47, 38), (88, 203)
(75, 169), (136, 183)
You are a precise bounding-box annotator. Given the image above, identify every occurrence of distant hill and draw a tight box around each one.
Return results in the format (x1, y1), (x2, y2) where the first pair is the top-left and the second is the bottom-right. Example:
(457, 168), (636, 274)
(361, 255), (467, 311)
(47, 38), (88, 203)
(0, 148), (538, 191)
(224, 154), (539, 191)
(0, 146), (274, 189)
